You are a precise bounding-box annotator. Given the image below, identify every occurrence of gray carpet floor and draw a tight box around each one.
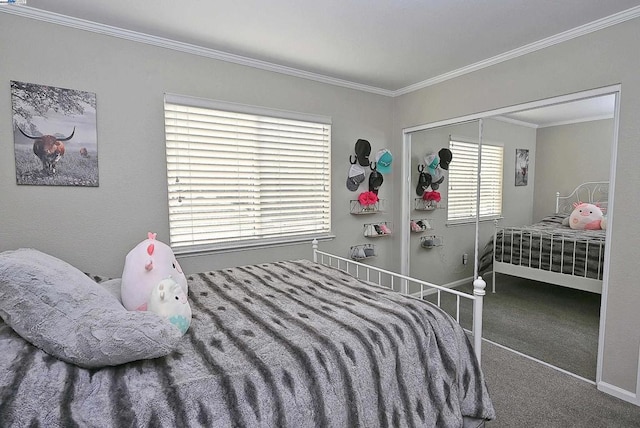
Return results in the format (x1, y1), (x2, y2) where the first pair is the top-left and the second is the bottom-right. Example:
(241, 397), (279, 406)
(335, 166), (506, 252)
(423, 274), (640, 425)
(482, 340), (640, 427)
(429, 273), (600, 380)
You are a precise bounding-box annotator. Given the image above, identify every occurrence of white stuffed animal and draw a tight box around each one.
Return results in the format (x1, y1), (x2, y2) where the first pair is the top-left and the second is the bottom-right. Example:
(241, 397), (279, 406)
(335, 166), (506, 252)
(147, 277), (192, 335)
(121, 232), (188, 311)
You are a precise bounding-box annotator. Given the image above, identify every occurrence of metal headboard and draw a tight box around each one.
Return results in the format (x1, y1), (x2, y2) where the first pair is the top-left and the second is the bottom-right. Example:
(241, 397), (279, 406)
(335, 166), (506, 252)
(556, 181), (609, 215)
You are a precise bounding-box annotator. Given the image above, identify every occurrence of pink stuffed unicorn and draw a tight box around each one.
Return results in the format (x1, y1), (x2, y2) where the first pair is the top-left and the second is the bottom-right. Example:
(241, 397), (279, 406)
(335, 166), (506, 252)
(121, 232), (188, 311)
(569, 202), (605, 230)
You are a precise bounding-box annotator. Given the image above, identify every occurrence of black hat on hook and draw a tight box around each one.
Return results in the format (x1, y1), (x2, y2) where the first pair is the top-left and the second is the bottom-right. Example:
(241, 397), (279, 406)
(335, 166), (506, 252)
(416, 165), (432, 196)
(354, 139), (371, 166)
(369, 167), (384, 195)
(438, 148), (453, 170)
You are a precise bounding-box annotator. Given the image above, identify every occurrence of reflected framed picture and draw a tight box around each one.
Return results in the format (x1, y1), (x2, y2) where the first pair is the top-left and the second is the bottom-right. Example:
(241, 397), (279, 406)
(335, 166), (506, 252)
(515, 148), (529, 186)
(11, 80), (98, 186)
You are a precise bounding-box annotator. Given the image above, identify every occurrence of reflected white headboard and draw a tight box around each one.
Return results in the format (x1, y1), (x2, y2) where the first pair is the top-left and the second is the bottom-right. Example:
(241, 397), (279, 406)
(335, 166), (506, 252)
(556, 181), (609, 215)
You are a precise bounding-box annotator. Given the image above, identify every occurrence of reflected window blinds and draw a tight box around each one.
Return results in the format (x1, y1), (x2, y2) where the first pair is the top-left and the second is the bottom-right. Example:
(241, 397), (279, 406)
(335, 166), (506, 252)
(447, 139), (503, 222)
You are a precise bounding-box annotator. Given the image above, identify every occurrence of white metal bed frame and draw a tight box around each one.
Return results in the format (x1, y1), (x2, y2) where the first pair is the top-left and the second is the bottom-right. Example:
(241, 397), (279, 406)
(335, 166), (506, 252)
(312, 239), (487, 363)
(491, 181), (608, 294)
(555, 181), (609, 215)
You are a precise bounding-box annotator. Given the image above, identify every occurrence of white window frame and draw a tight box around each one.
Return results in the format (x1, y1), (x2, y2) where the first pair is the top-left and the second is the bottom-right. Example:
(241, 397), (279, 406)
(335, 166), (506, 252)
(164, 94), (332, 255)
(447, 138), (503, 224)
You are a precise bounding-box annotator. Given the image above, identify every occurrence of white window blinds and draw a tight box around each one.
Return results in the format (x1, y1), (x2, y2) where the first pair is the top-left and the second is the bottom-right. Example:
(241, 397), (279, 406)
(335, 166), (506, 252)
(447, 139), (503, 222)
(164, 95), (331, 253)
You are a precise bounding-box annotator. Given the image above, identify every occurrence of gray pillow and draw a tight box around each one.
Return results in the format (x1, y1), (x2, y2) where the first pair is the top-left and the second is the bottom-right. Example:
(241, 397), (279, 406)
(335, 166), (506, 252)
(98, 278), (123, 303)
(0, 248), (182, 368)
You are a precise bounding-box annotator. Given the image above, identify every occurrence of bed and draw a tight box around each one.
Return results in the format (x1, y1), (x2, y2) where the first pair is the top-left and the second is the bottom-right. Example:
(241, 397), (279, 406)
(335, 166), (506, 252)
(0, 241), (495, 427)
(479, 181), (608, 294)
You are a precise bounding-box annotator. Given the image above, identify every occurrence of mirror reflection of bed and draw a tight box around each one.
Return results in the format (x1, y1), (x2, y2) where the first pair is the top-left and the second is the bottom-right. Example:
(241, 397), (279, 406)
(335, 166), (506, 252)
(406, 92), (615, 382)
(478, 182), (608, 380)
(482, 181), (609, 295)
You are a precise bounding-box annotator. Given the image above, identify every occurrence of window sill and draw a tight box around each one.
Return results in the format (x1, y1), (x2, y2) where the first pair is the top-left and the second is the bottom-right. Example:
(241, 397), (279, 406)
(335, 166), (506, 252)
(174, 234), (335, 258)
(446, 216), (503, 227)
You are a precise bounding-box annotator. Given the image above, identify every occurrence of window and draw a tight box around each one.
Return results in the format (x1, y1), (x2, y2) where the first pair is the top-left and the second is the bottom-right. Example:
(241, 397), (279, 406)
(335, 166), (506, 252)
(164, 94), (331, 254)
(447, 139), (503, 223)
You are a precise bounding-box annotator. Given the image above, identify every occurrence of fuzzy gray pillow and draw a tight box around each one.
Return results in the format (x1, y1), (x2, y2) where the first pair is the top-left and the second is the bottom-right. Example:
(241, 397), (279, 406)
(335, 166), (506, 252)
(0, 248), (182, 368)
(97, 278), (124, 303)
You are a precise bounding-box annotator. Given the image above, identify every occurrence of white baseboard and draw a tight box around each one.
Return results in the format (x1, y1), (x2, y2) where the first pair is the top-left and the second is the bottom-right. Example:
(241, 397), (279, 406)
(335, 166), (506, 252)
(597, 381), (639, 406)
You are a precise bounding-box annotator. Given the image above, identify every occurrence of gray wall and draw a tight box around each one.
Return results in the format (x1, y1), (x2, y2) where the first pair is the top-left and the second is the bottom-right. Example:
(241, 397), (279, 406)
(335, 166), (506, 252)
(482, 118), (537, 229)
(0, 13), (394, 277)
(533, 119), (614, 221)
(408, 121), (478, 286)
(1, 9), (639, 403)
(476, 118), (537, 274)
(407, 118), (536, 287)
(393, 18), (640, 397)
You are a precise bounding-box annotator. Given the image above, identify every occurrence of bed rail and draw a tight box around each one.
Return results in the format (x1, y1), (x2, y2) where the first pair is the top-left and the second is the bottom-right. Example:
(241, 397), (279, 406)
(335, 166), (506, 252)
(311, 239), (486, 363)
(491, 220), (604, 294)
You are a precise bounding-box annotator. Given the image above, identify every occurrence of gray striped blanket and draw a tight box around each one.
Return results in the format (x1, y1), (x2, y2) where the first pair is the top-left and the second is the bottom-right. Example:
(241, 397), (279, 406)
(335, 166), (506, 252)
(0, 259), (494, 427)
(480, 215), (606, 280)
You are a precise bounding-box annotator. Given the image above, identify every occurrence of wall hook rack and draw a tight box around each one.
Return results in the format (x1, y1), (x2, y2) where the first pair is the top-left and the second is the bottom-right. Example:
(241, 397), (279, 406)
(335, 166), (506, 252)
(414, 198), (440, 211)
(350, 199), (387, 214)
(420, 235), (443, 249)
(349, 243), (377, 260)
(363, 221), (392, 237)
(410, 219), (432, 233)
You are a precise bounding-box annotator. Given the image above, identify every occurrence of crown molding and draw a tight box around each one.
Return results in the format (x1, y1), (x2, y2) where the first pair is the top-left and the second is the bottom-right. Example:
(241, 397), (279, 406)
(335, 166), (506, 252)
(392, 5), (640, 97)
(2, 4), (639, 98)
(538, 113), (615, 128)
(493, 112), (614, 129)
(492, 116), (539, 129)
(0, 5), (395, 97)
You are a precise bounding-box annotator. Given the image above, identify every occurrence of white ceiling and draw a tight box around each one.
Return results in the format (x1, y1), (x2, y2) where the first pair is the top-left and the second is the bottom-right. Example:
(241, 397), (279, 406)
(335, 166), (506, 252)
(3, 1), (632, 124)
(13, 0), (640, 94)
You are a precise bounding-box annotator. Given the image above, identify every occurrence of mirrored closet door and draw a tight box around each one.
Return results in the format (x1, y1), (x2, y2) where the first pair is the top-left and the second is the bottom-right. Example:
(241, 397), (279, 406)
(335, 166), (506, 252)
(405, 120), (481, 308)
(402, 89), (617, 381)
